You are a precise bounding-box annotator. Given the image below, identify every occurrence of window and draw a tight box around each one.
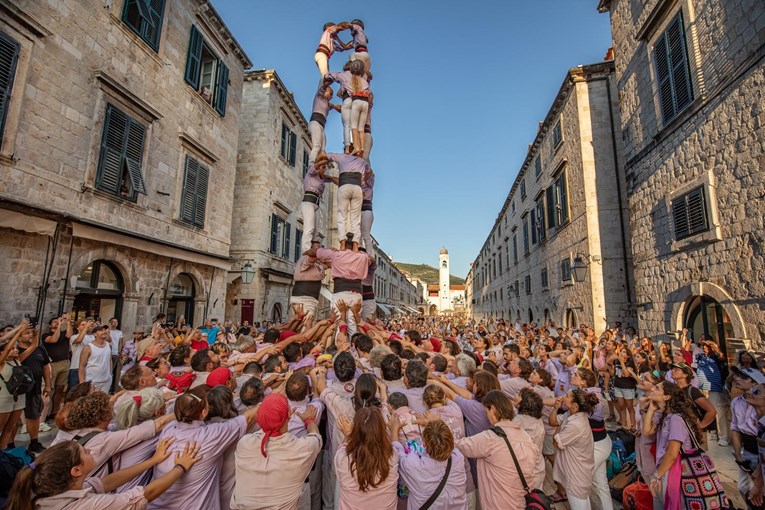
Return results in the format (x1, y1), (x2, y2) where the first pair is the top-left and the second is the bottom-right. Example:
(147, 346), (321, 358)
(498, 251), (503, 274)
(294, 229), (303, 262)
(530, 208), (538, 245)
(672, 186), (708, 240)
(511, 201), (515, 214)
(96, 104), (147, 201)
(302, 150), (309, 177)
(554, 170), (569, 226)
(505, 244), (510, 270)
(524, 275), (531, 295)
(179, 155), (209, 228)
(654, 11), (693, 123)
(541, 268), (549, 289)
(546, 186), (556, 229)
(522, 215), (530, 255)
(122, 0), (165, 51)
(280, 123), (297, 166)
(561, 258), (571, 282)
(514, 280), (520, 297)
(185, 25), (229, 115)
(0, 32), (20, 145)
(535, 199), (546, 242)
(552, 120), (563, 148)
(512, 234), (518, 264)
(269, 214), (291, 259)
(534, 156), (542, 177)
(520, 178), (526, 201)
(492, 259), (496, 279)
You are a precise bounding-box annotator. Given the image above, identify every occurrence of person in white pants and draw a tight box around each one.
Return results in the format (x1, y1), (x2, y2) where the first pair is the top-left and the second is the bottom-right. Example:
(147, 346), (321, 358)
(361, 168), (374, 256)
(325, 61), (368, 155)
(348, 20), (370, 76)
(300, 154), (336, 254)
(313, 22), (349, 77)
(309, 241), (371, 337)
(308, 81), (337, 164)
(359, 248), (377, 321)
(363, 100), (373, 163)
(327, 153), (369, 250)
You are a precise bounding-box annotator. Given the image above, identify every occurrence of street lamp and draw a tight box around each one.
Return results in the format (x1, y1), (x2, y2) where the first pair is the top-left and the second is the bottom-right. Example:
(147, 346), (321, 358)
(571, 256), (588, 283)
(231, 260), (256, 284)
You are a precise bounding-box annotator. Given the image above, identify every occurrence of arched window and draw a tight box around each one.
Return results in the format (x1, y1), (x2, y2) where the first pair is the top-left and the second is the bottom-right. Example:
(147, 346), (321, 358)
(73, 260), (124, 322)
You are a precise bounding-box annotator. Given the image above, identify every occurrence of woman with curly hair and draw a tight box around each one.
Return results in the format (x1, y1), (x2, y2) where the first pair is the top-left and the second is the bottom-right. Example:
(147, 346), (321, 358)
(52, 390), (174, 479)
(335, 406), (398, 509)
(642, 381), (705, 509)
(6, 437), (202, 510)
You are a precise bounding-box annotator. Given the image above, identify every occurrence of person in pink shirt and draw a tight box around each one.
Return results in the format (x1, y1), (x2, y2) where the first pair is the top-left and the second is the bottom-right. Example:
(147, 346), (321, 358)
(455, 390), (544, 509)
(335, 407), (398, 510)
(313, 22), (350, 77)
(6, 437), (202, 510)
(388, 392), (422, 444)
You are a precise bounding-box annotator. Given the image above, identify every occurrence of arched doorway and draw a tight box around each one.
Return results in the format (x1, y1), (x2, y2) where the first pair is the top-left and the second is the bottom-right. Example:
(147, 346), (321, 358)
(528, 308), (533, 324)
(684, 295), (735, 359)
(565, 308), (578, 329)
(272, 302), (283, 323)
(166, 273), (195, 326)
(73, 260), (124, 323)
(544, 309), (551, 322)
(429, 304), (438, 316)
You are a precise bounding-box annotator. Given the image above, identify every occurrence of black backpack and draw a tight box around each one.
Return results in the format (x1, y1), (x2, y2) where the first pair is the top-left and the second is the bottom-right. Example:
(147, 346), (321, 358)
(0, 362), (35, 401)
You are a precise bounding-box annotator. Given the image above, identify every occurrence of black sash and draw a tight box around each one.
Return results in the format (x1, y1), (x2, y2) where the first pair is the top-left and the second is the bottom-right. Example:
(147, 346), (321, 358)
(339, 173), (362, 187)
(292, 280), (322, 298)
(362, 199), (373, 211)
(302, 192), (320, 205)
(742, 432), (758, 454)
(309, 112), (326, 127)
(362, 285), (374, 301)
(334, 277), (362, 293)
(589, 417), (607, 442)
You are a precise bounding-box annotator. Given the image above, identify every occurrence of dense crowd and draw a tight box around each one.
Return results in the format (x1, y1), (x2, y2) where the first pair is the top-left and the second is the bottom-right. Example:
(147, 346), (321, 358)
(2, 308), (761, 510)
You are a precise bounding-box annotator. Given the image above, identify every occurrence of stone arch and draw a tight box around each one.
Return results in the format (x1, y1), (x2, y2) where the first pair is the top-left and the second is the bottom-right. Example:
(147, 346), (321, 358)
(166, 262), (207, 298)
(668, 281), (748, 340)
(68, 246), (137, 295)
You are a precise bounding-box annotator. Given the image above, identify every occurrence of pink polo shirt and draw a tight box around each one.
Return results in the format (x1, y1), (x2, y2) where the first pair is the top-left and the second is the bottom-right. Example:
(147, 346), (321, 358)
(316, 248), (369, 281)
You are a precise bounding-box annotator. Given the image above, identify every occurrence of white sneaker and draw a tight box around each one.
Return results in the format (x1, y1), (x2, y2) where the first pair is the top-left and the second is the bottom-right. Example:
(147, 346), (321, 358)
(718, 439), (729, 446)
(20, 423), (27, 435)
(39, 422), (51, 432)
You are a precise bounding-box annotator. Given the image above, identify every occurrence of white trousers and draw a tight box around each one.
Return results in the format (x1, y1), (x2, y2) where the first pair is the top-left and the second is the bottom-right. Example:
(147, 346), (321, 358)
(308, 120), (326, 165)
(350, 51), (371, 75)
(314, 52), (329, 77)
(341, 98), (352, 148)
(288, 295), (319, 322)
(331, 291), (361, 336)
(361, 209), (374, 255)
(568, 494), (592, 510)
(337, 184), (362, 242)
(350, 99), (368, 132)
(361, 299), (376, 321)
(590, 436), (613, 510)
(707, 390), (730, 442)
(301, 201), (320, 254)
(363, 132), (373, 162)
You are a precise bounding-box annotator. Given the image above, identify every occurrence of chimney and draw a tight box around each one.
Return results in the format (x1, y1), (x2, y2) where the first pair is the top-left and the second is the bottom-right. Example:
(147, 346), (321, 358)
(605, 46), (615, 61)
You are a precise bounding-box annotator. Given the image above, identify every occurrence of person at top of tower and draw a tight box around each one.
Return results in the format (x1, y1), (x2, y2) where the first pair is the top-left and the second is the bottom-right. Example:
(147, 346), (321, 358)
(325, 60), (370, 157)
(348, 19), (370, 76)
(314, 21), (351, 77)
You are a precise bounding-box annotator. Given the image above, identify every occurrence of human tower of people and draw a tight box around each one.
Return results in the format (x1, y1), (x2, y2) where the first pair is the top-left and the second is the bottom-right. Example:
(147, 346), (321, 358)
(0, 19), (749, 510)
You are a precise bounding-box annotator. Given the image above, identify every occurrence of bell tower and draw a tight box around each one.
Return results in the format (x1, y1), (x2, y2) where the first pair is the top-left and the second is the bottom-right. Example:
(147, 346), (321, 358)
(439, 248), (449, 312)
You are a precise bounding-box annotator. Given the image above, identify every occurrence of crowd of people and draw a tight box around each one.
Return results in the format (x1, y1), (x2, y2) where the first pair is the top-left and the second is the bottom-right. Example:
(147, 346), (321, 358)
(3, 306), (762, 510)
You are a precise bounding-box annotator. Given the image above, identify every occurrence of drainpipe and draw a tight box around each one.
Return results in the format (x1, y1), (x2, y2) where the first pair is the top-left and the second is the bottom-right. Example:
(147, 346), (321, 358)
(36, 223), (61, 336)
(204, 267), (217, 322)
(161, 258), (176, 314)
(59, 227), (75, 316)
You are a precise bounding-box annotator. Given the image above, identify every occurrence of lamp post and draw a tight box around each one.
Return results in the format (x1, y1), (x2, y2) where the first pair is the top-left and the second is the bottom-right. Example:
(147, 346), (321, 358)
(231, 260), (256, 284)
(571, 256), (588, 283)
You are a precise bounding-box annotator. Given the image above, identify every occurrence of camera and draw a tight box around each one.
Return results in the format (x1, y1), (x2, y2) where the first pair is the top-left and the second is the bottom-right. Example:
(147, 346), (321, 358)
(24, 313), (38, 329)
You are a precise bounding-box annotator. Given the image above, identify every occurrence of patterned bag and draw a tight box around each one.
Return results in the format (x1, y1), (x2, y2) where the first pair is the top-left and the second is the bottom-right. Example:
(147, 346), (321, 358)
(678, 419), (730, 510)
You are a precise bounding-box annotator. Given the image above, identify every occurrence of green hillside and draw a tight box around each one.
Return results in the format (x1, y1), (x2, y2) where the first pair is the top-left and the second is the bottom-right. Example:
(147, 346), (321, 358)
(394, 262), (465, 286)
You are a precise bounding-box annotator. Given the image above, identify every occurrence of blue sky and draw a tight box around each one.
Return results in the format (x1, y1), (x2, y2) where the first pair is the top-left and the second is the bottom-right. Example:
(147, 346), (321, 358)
(214, 1), (612, 277)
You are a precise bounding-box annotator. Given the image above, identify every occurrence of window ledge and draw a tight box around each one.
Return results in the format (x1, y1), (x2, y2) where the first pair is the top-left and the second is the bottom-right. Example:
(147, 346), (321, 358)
(187, 85), (222, 118)
(670, 226), (722, 252)
(82, 184), (142, 208)
(561, 280), (574, 288)
(172, 218), (207, 235)
(109, 14), (164, 66)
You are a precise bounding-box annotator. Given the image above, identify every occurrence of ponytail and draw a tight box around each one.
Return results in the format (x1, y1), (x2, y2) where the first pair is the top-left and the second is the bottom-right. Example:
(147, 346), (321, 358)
(6, 441), (82, 510)
(5, 466), (34, 510)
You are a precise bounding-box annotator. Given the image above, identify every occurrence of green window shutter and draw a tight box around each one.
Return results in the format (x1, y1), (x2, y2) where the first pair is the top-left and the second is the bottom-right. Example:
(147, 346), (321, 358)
(288, 132), (297, 166)
(97, 105), (129, 195)
(558, 174), (569, 224)
(0, 33), (20, 143)
(214, 61), (229, 116)
(269, 214), (278, 254)
(184, 25), (203, 88)
(194, 163), (209, 227)
(667, 12), (693, 114)
(280, 124), (288, 159)
(654, 32), (674, 122)
(283, 223), (291, 258)
(145, 0), (165, 50)
(530, 209), (538, 244)
(294, 229), (302, 262)
(180, 156), (198, 224)
(124, 118), (147, 195)
(546, 187), (556, 229)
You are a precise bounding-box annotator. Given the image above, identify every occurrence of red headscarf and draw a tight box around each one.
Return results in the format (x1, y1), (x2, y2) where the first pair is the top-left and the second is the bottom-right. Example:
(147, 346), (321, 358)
(257, 393), (290, 457)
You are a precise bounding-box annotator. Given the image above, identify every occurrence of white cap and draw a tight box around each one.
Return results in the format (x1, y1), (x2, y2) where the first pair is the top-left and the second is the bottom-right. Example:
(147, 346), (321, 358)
(735, 367), (765, 385)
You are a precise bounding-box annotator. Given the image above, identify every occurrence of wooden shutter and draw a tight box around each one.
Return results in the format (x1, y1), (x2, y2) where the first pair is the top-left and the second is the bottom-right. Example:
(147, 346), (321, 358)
(0, 33), (19, 144)
(280, 124), (288, 159)
(185, 26), (203, 88)
(97, 105), (129, 195)
(180, 156), (198, 224)
(673, 186), (708, 240)
(283, 223), (291, 258)
(667, 12), (693, 114)
(530, 209), (538, 244)
(144, 0), (165, 50)
(270, 214), (278, 253)
(214, 61), (228, 116)
(557, 173), (569, 224)
(654, 31), (674, 121)
(124, 118), (147, 195)
(194, 163), (209, 227)
(294, 230), (302, 262)
(288, 132), (297, 166)
(546, 187), (556, 229)
(537, 202), (546, 240)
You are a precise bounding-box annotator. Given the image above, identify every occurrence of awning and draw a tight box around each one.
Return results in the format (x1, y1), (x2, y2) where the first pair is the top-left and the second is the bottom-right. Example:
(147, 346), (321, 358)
(0, 209), (57, 236)
(72, 222), (231, 270)
(376, 303), (391, 316)
(402, 305), (420, 314)
(390, 306), (405, 315)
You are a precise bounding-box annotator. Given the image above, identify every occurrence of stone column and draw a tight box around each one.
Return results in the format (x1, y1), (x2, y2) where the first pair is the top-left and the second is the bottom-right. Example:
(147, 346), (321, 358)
(122, 293), (140, 334)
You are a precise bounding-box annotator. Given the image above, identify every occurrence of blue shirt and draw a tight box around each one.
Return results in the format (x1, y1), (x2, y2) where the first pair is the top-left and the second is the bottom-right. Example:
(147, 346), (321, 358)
(200, 326), (221, 344)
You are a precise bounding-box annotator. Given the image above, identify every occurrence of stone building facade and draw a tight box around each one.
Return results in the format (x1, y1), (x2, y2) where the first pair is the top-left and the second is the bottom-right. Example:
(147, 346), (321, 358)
(598, 0), (765, 352)
(371, 238), (423, 316)
(466, 61), (636, 334)
(0, 0), (250, 331)
(227, 70), (336, 325)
